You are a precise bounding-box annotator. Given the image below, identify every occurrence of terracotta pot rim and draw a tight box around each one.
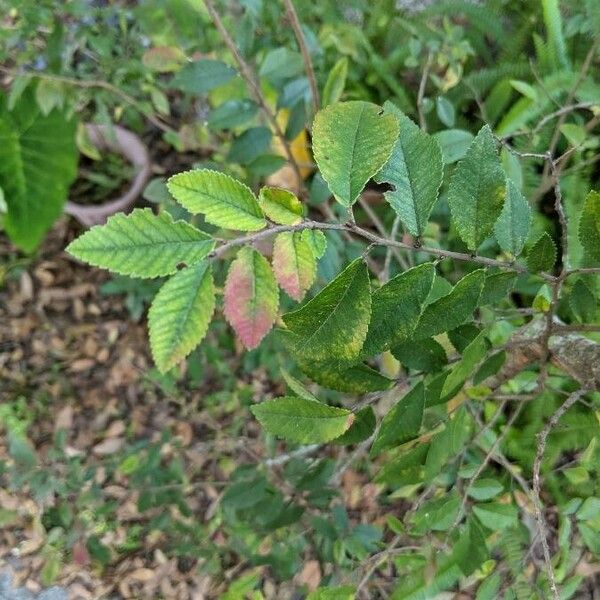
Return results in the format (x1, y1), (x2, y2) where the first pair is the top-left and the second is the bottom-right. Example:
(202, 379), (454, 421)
(65, 123), (151, 227)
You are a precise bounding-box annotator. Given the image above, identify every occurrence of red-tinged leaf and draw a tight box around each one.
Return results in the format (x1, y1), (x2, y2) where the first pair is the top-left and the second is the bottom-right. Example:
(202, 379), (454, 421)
(272, 231), (316, 301)
(224, 247), (279, 349)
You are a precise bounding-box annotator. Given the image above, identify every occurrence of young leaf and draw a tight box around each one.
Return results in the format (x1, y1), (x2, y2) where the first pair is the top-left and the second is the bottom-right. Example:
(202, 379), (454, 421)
(167, 169), (266, 231)
(374, 103), (443, 237)
(494, 179), (531, 256)
(66, 208), (215, 278)
(223, 247), (279, 349)
(361, 263), (435, 357)
(578, 190), (600, 262)
(251, 397), (354, 443)
(371, 382), (425, 456)
(272, 232), (316, 301)
(527, 232), (556, 273)
(322, 57), (348, 107)
(148, 262), (215, 373)
(447, 125), (506, 251)
(312, 101), (399, 207)
(258, 187), (303, 225)
(413, 270), (486, 340)
(282, 259), (371, 362)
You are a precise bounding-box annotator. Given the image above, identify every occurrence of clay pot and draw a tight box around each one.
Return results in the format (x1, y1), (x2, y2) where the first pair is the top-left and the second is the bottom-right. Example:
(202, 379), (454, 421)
(65, 123), (151, 227)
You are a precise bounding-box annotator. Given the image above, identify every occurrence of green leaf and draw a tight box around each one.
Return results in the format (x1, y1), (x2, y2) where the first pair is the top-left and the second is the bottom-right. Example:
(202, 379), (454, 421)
(258, 187), (303, 225)
(473, 502), (518, 531)
(480, 271), (517, 305)
(322, 57), (348, 107)
(570, 279), (597, 322)
(1, 86), (77, 252)
(494, 179), (531, 256)
(467, 479), (504, 501)
(413, 270), (486, 340)
(208, 99), (258, 131)
(282, 259), (371, 362)
(148, 262), (215, 372)
(361, 263), (435, 357)
(333, 406), (376, 445)
(142, 46), (186, 72)
(167, 169), (266, 231)
(527, 232), (556, 273)
(227, 126), (272, 165)
(66, 208), (215, 278)
(301, 359), (392, 394)
(442, 332), (489, 398)
(579, 190), (600, 262)
(453, 518), (488, 576)
(251, 397), (354, 443)
(371, 382), (425, 456)
(436, 96), (455, 127)
(307, 586), (355, 600)
(433, 129), (474, 164)
(312, 101), (399, 207)
(35, 79), (65, 115)
(272, 231), (316, 301)
(301, 229), (327, 258)
(281, 368), (318, 402)
(224, 247), (279, 349)
(448, 125), (506, 251)
(392, 338), (447, 372)
(170, 59), (236, 93)
(374, 103), (443, 237)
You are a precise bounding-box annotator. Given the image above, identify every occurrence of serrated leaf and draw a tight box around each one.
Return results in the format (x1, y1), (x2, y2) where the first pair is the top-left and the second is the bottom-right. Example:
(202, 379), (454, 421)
(413, 270), (486, 340)
(371, 382), (425, 456)
(300, 358), (392, 394)
(570, 279), (597, 322)
(494, 179), (531, 256)
(282, 258), (371, 362)
(375, 103), (443, 237)
(301, 229), (327, 258)
(1, 87), (77, 252)
(148, 262), (215, 372)
(392, 338), (447, 372)
(527, 232), (556, 273)
(251, 397), (354, 443)
(272, 231), (316, 301)
(223, 247), (279, 349)
(480, 271), (517, 305)
(167, 169), (266, 231)
(258, 187), (303, 225)
(333, 406), (376, 445)
(361, 263), (435, 357)
(312, 101), (399, 207)
(66, 208), (215, 278)
(322, 57), (348, 107)
(579, 190), (600, 262)
(448, 125), (506, 251)
(281, 368), (318, 402)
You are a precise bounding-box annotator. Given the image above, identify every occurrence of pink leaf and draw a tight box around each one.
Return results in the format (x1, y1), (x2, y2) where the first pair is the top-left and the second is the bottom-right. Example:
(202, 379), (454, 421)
(224, 247), (279, 349)
(272, 232), (316, 301)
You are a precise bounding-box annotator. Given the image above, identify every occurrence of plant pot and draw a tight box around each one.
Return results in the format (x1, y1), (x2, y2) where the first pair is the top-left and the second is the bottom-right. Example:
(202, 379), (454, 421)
(65, 123), (152, 227)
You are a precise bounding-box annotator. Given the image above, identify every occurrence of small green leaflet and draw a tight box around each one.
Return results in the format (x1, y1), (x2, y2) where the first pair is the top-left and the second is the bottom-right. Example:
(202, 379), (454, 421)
(371, 382), (425, 456)
(282, 259), (371, 362)
(374, 102), (443, 237)
(472, 502), (518, 531)
(526, 232), (556, 273)
(448, 125), (507, 251)
(301, 229), (327, 258)
(223, 247), (279, 349)
(258, 187), (303, 225)
(467, 479), (504, 501)
(251, 397), (354, 443)
(148, 262), (215, 373)
(322, 57), (348, 107)
(167, 169), (266, 231)
(333, 406), (376, 445)
(169, 59), (236, 93)
(66, 208), (215, 278)
(441, 332), (489, 398)
(494, 179), (531, 256)
(433, 129), (474, 164)
(570, 279), (597, 322)
(312, 101), (399, 207)
(281, 368), (318, 402)
(361, 263), (435, 358)
(413, 270), (485, 340)
(579, 190), (600, 262)
(272, 231), (316, 301)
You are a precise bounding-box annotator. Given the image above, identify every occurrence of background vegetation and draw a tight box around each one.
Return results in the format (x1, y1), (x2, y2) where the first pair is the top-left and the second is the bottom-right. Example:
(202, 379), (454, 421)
(1, 0), (600, 598)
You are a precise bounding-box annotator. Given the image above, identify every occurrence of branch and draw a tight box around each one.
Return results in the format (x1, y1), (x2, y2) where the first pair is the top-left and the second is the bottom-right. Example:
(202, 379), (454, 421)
(282, 0), (320, 115)
(532, 388), (587, 600)
(202, 0), (304, 190)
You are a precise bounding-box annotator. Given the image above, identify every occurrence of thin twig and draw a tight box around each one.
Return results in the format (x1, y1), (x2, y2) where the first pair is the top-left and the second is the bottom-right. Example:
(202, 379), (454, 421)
(417, 52), (433, 131)
(532, 388), (587, 600)
(282, 0), (319, 115)
(202, 0), (304, 190)
(383, 215), (402, 281)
